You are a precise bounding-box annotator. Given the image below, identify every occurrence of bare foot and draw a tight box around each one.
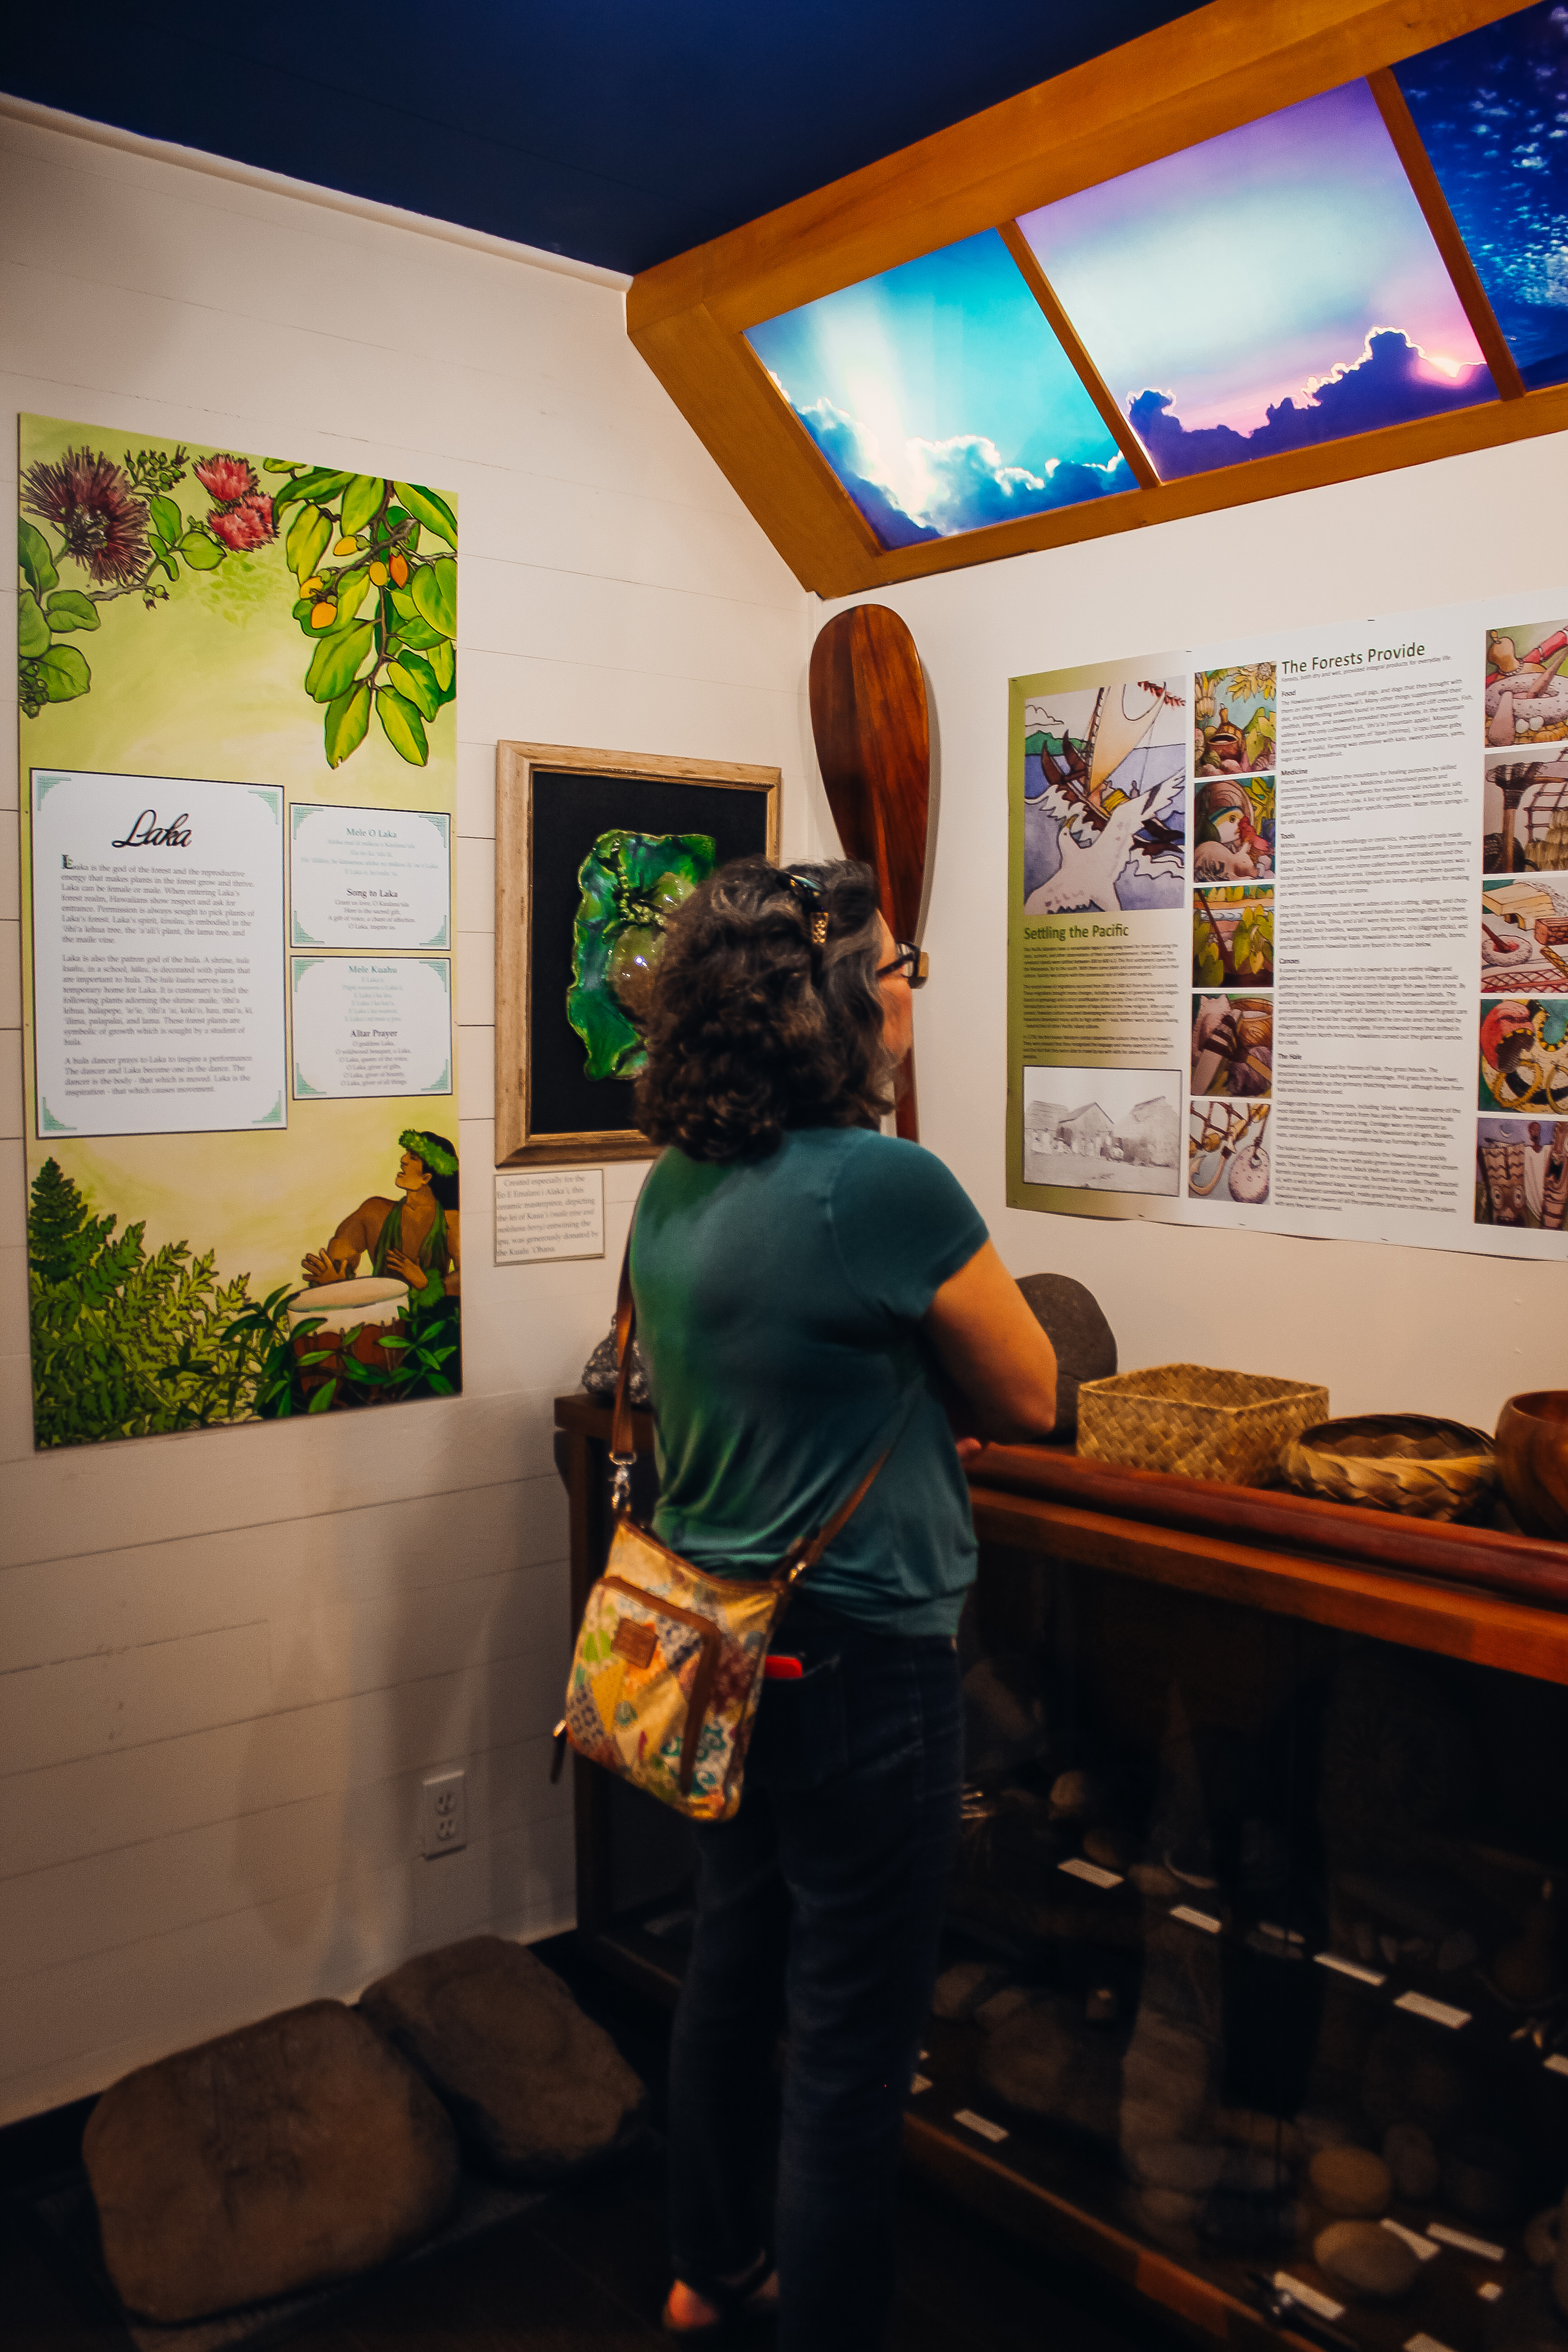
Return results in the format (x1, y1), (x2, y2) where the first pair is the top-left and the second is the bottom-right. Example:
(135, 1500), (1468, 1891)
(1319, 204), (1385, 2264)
(663, 2267), (778, 2332)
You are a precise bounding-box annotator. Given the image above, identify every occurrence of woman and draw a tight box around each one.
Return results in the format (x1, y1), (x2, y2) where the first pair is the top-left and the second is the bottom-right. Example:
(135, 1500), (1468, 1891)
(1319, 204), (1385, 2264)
(628, 857), (1057, 2348)
(302, 1129), (461, 1297)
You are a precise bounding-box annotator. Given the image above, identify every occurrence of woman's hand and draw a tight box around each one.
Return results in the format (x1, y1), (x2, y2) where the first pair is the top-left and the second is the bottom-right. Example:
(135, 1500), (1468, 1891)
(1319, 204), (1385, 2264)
(384, 1248), (429, 1288)
(924, 1241), (1057, 1444)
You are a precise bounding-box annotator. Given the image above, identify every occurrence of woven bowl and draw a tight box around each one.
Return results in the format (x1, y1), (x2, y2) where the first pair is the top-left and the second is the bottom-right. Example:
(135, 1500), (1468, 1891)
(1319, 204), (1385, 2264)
(1279, 1413), (1496, 1521)
(1495, 1391), (1568, 1539)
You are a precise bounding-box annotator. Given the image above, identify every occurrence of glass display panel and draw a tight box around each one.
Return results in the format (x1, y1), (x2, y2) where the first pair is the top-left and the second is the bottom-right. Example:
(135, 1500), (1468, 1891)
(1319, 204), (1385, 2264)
(1017, 80), (1499, 481)
(744, 229), (1132, 547)
(1394, 0), (1568, 391)
(936, 1543), (1568, 2338)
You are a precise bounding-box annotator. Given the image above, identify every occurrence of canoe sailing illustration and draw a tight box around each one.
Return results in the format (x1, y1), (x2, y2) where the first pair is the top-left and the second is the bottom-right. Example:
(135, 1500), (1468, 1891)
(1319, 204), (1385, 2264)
(1022, 671), (1187, 914)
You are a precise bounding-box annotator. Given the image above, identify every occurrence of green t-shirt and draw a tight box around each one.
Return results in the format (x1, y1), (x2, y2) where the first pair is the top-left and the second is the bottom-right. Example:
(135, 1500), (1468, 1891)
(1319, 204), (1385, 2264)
(632, 1126), (990, 1636)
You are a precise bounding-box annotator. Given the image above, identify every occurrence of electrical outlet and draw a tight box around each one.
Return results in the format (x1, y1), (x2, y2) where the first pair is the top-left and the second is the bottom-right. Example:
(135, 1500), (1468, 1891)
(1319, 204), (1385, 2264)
(420, 1769), (466, 1858)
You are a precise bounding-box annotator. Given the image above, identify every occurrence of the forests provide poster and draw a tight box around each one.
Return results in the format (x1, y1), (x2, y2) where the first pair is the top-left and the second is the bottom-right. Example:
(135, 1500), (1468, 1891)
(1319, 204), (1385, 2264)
(1008, 591), (1568, 1259)
(17, 415), (462, 1446)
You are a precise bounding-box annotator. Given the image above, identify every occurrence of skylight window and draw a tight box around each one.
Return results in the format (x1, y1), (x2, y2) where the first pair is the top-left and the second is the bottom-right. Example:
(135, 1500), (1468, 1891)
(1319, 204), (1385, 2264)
(1015, 79), (1496, 482)
(745, 228), (1131, 546)
(1393, 0), (1568, 389)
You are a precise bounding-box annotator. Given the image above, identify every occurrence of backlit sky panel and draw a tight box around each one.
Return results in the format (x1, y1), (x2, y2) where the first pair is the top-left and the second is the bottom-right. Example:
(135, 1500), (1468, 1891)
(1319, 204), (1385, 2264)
(1394, 0), (1568, 388)
(1017, 79), (1496, 480)
(745, 229), (1129, 545)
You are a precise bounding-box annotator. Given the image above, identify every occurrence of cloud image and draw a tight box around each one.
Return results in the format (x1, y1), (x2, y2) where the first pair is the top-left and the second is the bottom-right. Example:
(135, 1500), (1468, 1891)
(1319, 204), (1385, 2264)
(792, 393), (1123, 545)
(1130, 329), (1496, 478)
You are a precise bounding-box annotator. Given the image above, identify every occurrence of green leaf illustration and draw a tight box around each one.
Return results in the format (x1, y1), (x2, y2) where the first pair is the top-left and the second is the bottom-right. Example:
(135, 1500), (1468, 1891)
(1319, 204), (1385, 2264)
(19, 591), (50, 659)
(38, 644), (91, 702)
(325, 681), (372, 768)
(19, 518), (59, 598)
(426, 638), (455, 696)
(304, 618), (375, 703)
(178, 529), (225, 570)
(273, 466), (354, 518)
(340, 474), (385, 536)
(392, 481), (458, 548)
(411, 557), (457, 639)
(333, 567), (372, 625)
(387, 612), (444, 652)
(44, 589), (100, 632)
(149, 494), (182, 548)
(287, 503), (333, 582)
(387, 652), (441, 720)
(377, 686), (429, 766)
(567, 830), (716, 1080)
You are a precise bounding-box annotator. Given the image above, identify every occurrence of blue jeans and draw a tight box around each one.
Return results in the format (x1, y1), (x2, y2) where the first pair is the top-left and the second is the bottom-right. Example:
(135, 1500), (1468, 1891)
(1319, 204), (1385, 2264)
(667, 1602), (964, 2352)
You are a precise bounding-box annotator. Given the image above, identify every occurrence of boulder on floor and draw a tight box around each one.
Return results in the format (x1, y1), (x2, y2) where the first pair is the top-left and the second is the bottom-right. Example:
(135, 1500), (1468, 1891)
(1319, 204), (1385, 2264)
(359, 1936), (647, 2183)
(82, 1999), (460, 2323)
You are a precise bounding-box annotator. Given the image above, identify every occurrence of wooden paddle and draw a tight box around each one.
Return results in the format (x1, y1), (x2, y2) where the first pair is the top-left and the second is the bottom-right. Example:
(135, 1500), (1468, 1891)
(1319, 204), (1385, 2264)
(808, 606), (931, 1141)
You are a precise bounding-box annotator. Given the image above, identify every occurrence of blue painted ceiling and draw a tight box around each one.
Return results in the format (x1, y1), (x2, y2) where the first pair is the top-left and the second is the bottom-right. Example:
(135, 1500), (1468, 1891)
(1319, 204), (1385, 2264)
(10, 1), (1210, 275)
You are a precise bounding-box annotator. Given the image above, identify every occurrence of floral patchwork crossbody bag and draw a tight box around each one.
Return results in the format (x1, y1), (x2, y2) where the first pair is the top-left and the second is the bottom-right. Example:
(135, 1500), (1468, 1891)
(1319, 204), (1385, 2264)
(552, 1229), (908, 1823)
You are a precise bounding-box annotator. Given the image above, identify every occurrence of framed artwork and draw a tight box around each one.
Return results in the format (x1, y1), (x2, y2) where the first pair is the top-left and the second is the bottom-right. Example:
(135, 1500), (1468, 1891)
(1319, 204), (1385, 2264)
(495, 742), (781, 1166)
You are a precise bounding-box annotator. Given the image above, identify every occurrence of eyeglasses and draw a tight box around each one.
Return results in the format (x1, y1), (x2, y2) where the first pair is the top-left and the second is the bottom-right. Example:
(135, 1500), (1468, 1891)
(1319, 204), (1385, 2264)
(876, 940), (929, 990)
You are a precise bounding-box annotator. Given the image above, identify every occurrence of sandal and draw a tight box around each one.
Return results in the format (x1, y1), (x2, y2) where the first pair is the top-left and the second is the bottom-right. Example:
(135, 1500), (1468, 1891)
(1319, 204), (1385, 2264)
(662, 2252), (778, 2335)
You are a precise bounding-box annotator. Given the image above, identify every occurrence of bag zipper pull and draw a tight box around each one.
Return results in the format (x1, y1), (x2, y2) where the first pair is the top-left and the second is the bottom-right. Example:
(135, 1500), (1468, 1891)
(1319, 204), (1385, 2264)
(549, 1719), (569, 1783)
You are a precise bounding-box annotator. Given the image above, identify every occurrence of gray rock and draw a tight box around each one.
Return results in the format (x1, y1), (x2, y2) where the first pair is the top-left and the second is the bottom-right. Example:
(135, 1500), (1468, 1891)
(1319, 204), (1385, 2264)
(1383, 2122), (1440, 2202)
(1524, 2205), (1559, 2269)
(1015, 1272), (1116, 1441)
(359, 1936), (645, 2184)
(1309, 2146), (1392, 2217)
(1445, 2132), (1518, 2223)
(979, 1994), (1123, 2146)
(974, 1985), (1034, 2034)
(931, 1960), (1007, 2021)
(82, 2000), (459, 2323)
(1314, 2219), (1421, 2301)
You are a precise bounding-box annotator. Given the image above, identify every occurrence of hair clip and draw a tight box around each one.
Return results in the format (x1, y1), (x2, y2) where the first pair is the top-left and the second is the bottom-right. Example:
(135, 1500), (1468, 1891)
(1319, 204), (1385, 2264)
(782, 868), (829, 949)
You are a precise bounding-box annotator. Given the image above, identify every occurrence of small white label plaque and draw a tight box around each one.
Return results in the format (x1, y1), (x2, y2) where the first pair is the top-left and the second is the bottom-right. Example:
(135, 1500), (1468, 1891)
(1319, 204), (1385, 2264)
(495, 1167), (605, 1264)
(1059, 1857), (1122, 1889)
(1274, 2274), (1345, 2322)
(952, 2108), (1008, 2144)
(1396, 1991), (1470, 2030)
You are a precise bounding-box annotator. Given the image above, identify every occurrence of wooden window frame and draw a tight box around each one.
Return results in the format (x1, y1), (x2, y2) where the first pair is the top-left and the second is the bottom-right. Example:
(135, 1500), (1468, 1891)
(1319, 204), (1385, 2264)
(494, 740), (781, 1167)
(627, 0), (1568, 598)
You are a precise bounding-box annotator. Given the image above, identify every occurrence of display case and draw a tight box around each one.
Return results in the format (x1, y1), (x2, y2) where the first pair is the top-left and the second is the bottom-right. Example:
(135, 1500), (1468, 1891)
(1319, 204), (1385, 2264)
(555, 1395), (1568, 2352)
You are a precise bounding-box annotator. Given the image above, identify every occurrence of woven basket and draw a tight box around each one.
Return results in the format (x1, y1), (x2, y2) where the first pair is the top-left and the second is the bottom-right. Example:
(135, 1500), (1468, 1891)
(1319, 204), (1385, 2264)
(1280, 1413), (1497, 1521)
(1077, 1363), (1329, 1487)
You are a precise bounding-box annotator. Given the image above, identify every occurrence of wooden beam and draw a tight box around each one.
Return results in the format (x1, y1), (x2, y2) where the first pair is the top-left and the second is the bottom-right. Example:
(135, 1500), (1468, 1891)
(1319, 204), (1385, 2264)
(629, 0), (1534, 338)
(996, 220), (1159, 490)
(1368, 65), (1527, 399)
(625, 0), (1563, 595)
(968, 1486), (1568, 1686)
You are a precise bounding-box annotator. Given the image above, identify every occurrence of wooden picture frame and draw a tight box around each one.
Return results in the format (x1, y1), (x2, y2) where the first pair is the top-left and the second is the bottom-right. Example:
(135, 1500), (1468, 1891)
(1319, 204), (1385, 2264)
(495, 742), (781, 1166)
(627, 0), (1568, 596)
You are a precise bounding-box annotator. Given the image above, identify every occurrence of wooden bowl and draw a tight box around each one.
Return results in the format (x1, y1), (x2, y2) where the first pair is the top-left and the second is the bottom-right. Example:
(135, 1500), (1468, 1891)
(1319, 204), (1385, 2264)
(1279, 1413), (1496, 1521)
(1496, 1391), (1568, 1539)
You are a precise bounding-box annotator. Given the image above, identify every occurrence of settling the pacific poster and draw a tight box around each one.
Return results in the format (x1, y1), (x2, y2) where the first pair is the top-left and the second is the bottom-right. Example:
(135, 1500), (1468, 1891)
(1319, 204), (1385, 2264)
(18, 416), (461, 1447)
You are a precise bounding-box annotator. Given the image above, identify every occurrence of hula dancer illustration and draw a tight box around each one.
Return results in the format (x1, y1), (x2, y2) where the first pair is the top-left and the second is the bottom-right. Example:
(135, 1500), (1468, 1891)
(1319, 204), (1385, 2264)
(304, 1130), (461, 1296)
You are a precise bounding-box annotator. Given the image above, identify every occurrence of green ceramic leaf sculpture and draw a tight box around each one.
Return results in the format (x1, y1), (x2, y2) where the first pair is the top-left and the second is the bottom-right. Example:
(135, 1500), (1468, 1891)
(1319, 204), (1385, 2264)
(567, 829), (716, 1080)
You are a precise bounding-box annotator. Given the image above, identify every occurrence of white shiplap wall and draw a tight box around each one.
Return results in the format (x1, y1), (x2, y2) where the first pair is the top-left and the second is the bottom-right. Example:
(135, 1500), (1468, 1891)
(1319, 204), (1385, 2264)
(0, 104), (819, 2127)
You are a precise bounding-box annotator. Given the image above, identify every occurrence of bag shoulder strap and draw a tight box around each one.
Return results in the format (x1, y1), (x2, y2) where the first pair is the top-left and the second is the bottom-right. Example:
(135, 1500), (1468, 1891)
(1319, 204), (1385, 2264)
(606, 1220), (914, 1588)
